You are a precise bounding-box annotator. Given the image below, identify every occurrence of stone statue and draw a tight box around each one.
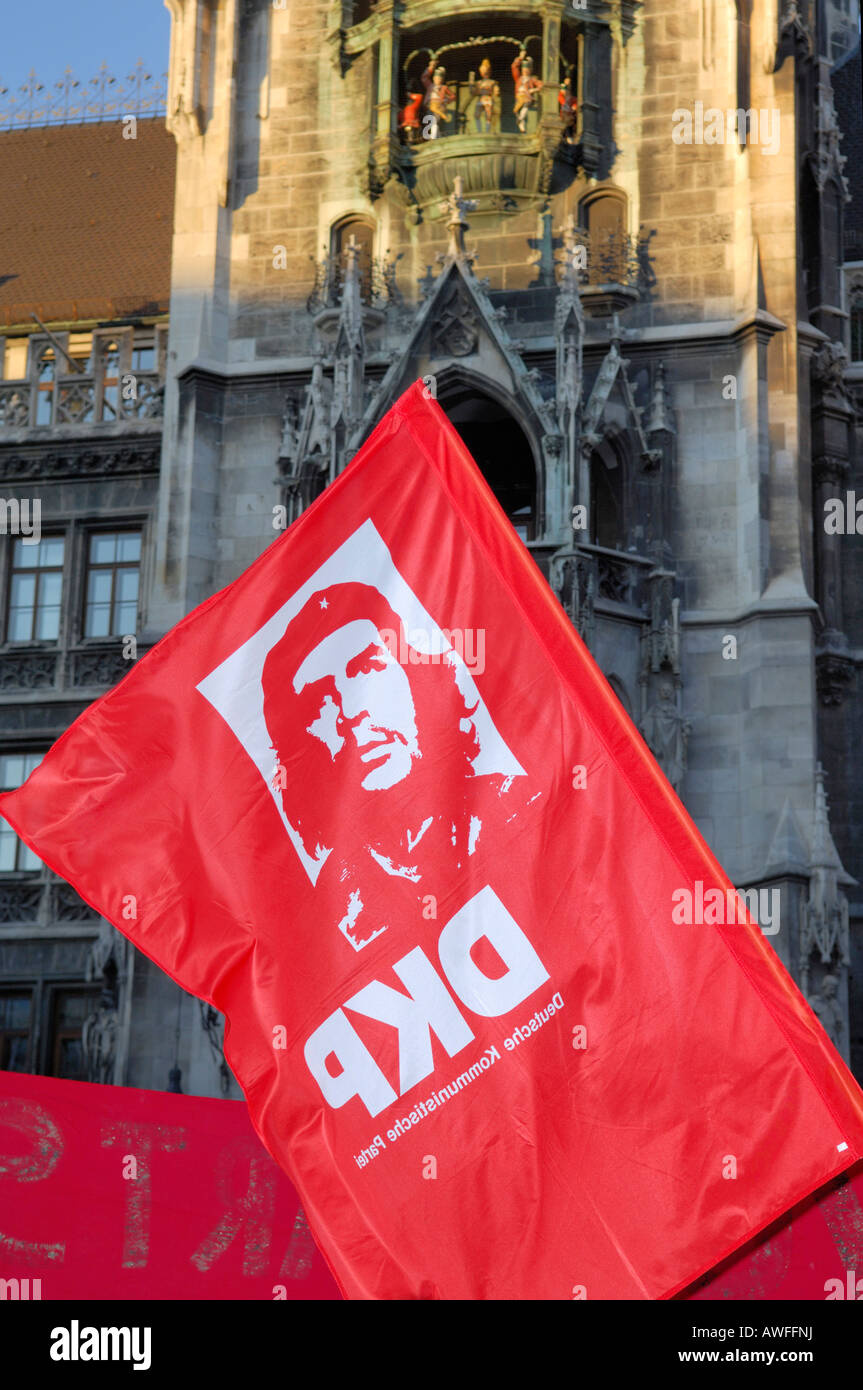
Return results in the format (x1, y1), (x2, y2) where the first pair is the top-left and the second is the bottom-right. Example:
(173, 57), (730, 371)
(421, 61), (456, 139)
(470, 58), (501, 134)
(808, 973), (844, 1051)
(640, 682), (691, 793)
(511, 50), (542, 134)
(83, 990), (118, 1085)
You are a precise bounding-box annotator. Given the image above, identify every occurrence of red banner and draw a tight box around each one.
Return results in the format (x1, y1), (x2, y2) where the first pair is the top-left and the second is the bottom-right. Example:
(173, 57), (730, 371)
(3, 381), (863, 1300)
(0, 1070), (339, 1300)
(2, 1070), (862, 1301)
(692, 1162), (863, 1301)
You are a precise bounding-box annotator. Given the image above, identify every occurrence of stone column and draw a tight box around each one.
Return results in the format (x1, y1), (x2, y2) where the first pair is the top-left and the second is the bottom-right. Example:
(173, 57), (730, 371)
(369, 0), (401, 197)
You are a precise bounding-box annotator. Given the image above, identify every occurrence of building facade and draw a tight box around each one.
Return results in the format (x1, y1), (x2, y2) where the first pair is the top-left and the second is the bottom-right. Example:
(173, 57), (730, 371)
(1, 0), (862, 1097)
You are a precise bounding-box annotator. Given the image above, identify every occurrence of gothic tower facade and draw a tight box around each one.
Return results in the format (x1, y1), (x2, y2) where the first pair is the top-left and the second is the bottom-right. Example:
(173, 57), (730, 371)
(0, 0), (860, 1093)
(149, 0), (862, 1074)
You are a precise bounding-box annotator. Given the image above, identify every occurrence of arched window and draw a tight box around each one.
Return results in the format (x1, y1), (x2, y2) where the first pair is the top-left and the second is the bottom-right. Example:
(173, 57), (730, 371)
(35, 345), (56, 426)
(331, 216), (375, 302)
(579, 188), (627, 285)
(590, 443), (624, 550)
(851, 290), (863, 363)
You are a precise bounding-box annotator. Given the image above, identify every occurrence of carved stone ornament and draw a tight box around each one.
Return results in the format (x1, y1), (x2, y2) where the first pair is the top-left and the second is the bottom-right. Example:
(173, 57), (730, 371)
(811, 85), (849, 198)
(816, 650), (855, 708)
(812, 340), (851, 398)
(772, 0), (814, 69)
(55, 882), (100, 921)
(0, 652), (58, 691)
(0, 882), (43, 924)
(431, 281), (480, 357)
(0, 443), (161, 483)
(72, 646), (136, 690)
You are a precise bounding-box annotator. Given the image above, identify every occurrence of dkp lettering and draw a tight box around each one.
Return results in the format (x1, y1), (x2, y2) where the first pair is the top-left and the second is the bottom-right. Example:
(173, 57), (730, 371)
(305, 886), (550, 1117)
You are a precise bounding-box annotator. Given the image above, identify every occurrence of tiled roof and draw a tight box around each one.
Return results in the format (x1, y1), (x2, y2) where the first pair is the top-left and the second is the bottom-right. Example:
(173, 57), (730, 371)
(0, 118), (176, 329)
(833, 41), (863, 260)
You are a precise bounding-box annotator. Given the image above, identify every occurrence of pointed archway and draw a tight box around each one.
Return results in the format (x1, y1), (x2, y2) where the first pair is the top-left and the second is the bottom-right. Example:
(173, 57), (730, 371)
(437, 375), (538, 541)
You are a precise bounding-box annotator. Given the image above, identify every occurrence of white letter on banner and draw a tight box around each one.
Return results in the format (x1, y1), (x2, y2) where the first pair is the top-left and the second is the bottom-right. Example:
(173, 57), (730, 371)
(345, 946), (474, 1095)
(304, 1009), (397, 1117)
(438, 885), (550, 1016)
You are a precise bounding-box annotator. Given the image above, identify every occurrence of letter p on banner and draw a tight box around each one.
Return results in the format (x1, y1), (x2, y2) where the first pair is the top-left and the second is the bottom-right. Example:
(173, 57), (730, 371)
(3, 379), (862, 1300)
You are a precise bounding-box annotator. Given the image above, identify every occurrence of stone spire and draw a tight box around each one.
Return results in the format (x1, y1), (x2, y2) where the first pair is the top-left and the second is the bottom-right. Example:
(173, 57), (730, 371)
(331, 233), (366, 439)
(440, 177), (478, 262)
(647, 361), (675, 438)
(552, 214), (585, 531)
(336, 234), (365, 354)
(555, 213), (586, 294)
(800, 763), (855, 1003)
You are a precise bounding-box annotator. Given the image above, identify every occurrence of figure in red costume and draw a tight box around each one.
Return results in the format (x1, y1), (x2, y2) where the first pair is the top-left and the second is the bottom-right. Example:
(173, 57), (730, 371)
(399, 90), (424, 143)
(559, 73), (577, 144)
(511, 49), (542, 134)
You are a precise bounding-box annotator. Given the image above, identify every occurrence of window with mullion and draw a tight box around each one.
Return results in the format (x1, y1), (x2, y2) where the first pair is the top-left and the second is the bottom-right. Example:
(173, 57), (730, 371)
(0, 990), (33, 1072)
(32, 341), (58, 426)
(7, 535), (65, 642)
(131, 340), (156, 374)
(83, 530), (141, 638)
(0, 752), (43, 870)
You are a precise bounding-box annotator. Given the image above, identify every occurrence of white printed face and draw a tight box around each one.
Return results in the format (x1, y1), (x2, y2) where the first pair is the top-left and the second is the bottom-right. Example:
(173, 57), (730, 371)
(293, 620), (420, 791)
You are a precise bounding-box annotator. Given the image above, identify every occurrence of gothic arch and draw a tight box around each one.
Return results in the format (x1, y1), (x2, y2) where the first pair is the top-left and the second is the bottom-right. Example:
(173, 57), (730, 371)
(330, 213), (376, 299)
(579, 184), (628, 229)
(588, 431), (636, 551)
(435, 366), (543, 541)
(578, 185), (629, 285)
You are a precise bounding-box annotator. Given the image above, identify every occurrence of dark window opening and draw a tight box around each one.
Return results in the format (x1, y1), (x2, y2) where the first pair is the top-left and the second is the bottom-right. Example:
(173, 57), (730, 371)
(49, 988), (101, 1081)
(440, 386), (537, 541)
(331, 218), (375, 302)
(590, 448), (624, 550)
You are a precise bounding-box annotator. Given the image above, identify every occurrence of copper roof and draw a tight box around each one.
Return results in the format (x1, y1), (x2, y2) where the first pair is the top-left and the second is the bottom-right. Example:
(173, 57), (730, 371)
(0, 118), (176, 329)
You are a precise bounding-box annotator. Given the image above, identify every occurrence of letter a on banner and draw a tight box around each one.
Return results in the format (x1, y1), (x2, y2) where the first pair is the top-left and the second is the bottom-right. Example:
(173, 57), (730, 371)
(3, 381), (863, 1299)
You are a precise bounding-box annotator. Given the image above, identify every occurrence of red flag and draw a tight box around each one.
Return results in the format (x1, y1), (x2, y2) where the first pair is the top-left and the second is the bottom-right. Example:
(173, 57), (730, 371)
(3, 380), (863, 1300)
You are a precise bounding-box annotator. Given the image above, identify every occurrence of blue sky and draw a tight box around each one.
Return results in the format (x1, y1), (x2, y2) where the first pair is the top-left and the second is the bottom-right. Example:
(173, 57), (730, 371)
(1, 1), (171, 100)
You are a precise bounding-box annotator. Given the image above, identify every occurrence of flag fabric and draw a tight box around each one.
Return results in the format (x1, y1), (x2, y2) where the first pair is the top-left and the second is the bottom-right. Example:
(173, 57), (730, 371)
(3, 379), (863, 1300)
(0, 1070), (340, 1299)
